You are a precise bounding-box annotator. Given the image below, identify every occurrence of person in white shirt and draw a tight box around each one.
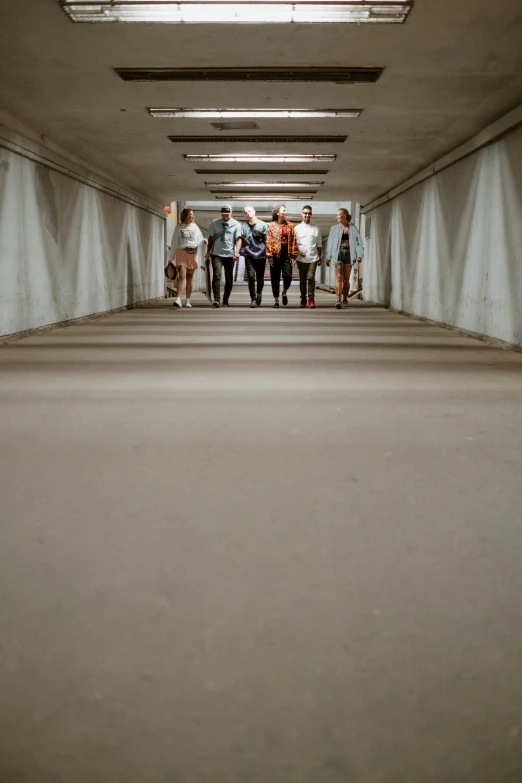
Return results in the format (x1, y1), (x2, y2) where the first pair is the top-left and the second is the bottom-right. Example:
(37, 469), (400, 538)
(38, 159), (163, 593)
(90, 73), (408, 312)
(169, 209), (206, 308)
(294, 205), (322, 309)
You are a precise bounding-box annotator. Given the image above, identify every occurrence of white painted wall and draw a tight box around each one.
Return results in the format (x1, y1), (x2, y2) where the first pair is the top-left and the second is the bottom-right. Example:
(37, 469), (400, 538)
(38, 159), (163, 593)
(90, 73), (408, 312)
(0, 144), (165, 338)
(364, 121), (522, 346)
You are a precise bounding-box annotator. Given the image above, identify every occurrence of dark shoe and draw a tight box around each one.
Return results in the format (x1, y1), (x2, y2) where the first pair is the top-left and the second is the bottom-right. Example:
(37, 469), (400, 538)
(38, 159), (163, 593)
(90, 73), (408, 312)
(300, 298), (307, 308)
(222, 300), (230, 307)
(335, 299), (342, 309)
(250, 299), (256, 308)
(213, 300), (221, 308)
(308, 297), (316, 309)
(273, 301), (280, 308)
(282, 293), (288, 306)
(342, 299), (349, 309)
(256, 295), (262, 306)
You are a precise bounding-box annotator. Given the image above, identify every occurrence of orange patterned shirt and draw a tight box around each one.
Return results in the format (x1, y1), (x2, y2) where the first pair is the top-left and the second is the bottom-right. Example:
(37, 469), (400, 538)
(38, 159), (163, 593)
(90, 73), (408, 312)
(266, 220), (298, 259)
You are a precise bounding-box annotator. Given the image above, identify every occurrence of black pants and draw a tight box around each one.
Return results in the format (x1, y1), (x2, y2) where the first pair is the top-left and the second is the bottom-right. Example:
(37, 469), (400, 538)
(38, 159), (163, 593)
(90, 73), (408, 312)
(270, 247), (292, 298)
(245, 256), (266, 299)
(211, 256), (234, 303)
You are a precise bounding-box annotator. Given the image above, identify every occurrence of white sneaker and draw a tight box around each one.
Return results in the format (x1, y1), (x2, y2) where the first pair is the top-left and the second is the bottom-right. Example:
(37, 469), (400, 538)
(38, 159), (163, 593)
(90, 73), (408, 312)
(185, 300), (192, 308)
(173, 297), (182, 308)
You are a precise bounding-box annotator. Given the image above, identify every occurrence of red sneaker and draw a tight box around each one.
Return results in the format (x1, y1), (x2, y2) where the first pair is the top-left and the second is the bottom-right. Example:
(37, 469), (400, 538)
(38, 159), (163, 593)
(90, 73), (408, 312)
(300, 298), (307, 308)
(308, 297), (316, 309)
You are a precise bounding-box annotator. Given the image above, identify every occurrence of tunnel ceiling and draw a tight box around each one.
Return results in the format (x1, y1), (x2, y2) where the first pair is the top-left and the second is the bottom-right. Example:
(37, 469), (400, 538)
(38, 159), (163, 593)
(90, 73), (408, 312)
(0, 0), (521, 207)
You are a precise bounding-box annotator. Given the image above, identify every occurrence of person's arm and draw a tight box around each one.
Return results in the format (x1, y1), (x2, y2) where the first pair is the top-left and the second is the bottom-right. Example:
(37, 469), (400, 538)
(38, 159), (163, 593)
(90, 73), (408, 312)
(288, 224), (298, 265)
(237, 225), (245, 256)
(233, 234), (241, 261)
(196, 226), (207, 247)
(169, 225), (179, 262)
(206, 225), (215, 259)
(265, 224), (274, 265)
(325, 227), (333, 266)
(354, 226), (364, 261)
(295, 227), (306, 258)
(316, 227), (322, 266)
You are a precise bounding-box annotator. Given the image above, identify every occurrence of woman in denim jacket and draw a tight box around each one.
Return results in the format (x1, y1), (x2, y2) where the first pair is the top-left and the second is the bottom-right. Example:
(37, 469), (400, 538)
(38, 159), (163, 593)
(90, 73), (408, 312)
(325, 208), (364, 309)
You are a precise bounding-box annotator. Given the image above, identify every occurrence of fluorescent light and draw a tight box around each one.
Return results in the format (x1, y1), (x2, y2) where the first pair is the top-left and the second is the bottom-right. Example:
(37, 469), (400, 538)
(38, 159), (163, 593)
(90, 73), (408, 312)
(184, 154), (336, 163)
(149, 108), (361, 119)
(205, 181), (324, 188)
(61, 1), (413, 24)
(211, 191), (317, 196)
(214, 195), (315, 201)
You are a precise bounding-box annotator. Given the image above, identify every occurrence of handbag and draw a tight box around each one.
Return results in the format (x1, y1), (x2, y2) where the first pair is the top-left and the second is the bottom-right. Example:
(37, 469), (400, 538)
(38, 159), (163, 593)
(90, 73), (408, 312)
(164, 261), (177, 280)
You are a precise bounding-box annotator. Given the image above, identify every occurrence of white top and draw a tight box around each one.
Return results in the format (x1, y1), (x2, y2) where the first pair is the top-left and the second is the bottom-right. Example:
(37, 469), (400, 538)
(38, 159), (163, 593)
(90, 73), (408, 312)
(169, 223), (205, 260)
(294, 222), (322, 263)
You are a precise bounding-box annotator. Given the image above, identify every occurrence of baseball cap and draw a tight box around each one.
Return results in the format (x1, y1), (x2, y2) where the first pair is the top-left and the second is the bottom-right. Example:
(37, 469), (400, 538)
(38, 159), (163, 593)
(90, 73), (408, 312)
(221, 204), (232, 214)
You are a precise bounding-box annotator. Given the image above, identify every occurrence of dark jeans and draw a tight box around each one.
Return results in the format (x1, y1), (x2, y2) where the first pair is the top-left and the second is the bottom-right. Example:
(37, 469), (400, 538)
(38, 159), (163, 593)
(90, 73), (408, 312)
(211, 256), (234, 303)
(245, 256), (266, 299)
(297, 260), (317, 299)
(269, 247), (292, 299)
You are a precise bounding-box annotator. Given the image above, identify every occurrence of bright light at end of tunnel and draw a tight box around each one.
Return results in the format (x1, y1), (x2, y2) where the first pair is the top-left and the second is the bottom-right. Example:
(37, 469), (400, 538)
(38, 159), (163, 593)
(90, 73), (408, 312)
(61, 1), (413, 24)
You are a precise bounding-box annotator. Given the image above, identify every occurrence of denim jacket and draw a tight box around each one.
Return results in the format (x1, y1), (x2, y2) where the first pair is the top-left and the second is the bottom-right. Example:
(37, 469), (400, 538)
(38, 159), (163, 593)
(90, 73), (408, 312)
(325, 223), (364, 264)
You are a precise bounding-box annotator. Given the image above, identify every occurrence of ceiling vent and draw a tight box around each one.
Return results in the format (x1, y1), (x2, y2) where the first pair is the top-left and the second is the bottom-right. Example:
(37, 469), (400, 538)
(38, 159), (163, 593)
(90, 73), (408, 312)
(169, 136), (347, 144)
(116, 67), (384, 83)
(194, 170), (331, 175)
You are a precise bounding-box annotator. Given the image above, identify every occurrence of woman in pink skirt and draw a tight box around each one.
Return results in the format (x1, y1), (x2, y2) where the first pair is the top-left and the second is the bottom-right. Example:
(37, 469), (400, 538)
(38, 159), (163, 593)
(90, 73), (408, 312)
(169, 209), (207, 308)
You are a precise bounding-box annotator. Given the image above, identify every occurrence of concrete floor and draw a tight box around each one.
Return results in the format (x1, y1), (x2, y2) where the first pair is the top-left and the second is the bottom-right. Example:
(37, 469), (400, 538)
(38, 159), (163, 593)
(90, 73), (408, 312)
(1, 289), (522, 783)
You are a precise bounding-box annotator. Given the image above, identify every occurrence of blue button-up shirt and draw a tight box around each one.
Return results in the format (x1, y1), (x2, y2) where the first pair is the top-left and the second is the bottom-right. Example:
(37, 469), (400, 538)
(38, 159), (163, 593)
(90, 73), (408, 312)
(208, 217), (242, 258)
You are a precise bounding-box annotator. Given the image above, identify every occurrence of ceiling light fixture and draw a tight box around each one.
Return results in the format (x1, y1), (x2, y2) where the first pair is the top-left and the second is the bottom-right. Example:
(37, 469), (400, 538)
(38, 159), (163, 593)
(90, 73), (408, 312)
(213, 195), (315, 201)
(205, 181), (324, 189)
(184, 154), (337, 163)
(61, 1), (413, 24)
(149, 108), (362, 119)
(211, 190), (317, 195)
(195, 169), (330, 174)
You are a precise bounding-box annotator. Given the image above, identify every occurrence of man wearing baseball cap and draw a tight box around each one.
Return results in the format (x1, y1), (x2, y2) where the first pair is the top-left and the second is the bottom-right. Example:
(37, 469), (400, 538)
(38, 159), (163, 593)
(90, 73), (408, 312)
(205, 205), (242, 308)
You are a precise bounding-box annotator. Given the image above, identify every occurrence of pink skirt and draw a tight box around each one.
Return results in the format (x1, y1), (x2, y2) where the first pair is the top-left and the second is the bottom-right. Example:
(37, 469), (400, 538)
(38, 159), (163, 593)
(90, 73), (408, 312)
(175, 247), (199, 270)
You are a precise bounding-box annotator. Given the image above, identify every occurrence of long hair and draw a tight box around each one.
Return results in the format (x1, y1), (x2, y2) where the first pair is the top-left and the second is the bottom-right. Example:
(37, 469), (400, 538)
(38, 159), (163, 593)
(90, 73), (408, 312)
(338, 207), (351, 224)
(271, 204), (286, 222)
(180, 208), (193, 224)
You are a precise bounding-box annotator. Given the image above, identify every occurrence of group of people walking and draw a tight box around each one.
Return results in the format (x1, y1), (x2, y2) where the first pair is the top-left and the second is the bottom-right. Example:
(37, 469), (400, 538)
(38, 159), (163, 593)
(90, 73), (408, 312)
(168, 203), (364, 309)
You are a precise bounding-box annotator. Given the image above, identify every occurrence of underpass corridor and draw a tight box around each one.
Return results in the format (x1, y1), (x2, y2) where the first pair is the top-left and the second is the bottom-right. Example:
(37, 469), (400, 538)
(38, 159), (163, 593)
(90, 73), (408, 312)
(1, 289), (522, 782)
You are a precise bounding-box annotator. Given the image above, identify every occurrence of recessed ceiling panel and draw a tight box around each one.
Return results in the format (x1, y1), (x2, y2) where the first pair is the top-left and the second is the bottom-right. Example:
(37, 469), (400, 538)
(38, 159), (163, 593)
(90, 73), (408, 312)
(117, 67), (384, 83)
(171, 136), (347, 143)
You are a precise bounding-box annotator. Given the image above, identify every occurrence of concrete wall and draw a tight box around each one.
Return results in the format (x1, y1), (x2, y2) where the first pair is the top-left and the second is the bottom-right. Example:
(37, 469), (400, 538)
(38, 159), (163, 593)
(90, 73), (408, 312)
(364, 121), (522, 346)
(0, 136), (165, 338)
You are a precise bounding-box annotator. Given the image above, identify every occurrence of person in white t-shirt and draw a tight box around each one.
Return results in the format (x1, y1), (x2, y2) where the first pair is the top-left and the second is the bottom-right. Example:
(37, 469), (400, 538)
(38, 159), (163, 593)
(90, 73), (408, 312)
(294, 205), (322, 309)
(169, 209), (207, 308)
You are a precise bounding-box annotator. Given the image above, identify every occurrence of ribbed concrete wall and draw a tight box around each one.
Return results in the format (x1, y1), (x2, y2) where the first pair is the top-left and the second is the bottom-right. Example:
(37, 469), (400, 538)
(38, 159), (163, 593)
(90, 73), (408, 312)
(0, 144), (165, 338)
(364, 122), (522, 346)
